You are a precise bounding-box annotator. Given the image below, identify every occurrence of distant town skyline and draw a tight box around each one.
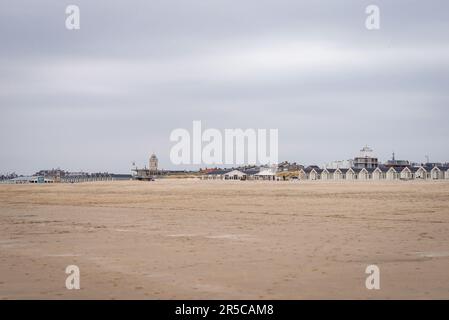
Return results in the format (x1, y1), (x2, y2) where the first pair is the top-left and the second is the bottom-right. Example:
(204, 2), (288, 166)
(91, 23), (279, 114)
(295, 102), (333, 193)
(1, 0), (449, 174)
(1, 145), (447, 176)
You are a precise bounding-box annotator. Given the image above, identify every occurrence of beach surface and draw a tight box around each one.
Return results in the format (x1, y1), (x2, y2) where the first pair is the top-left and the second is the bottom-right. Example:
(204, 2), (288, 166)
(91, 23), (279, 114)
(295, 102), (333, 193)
(0, 179), (448, 299)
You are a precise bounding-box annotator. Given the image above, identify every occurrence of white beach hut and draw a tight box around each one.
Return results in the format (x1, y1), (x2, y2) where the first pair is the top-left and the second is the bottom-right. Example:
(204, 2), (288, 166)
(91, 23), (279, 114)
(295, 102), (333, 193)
(386, 167), (399, 180)
(333, 168), (344, 180)
(321, 168), (331, 180)
(372, 167), (386, 180)
(400, 167), (413, 180)
(431, 166), (446, 180)
(414, 166), (428, 180)
(309, 168), (321, 181)
(298, 168), (307, 181)
(345, 168), (357, 180)
(358, 168), (370, 180)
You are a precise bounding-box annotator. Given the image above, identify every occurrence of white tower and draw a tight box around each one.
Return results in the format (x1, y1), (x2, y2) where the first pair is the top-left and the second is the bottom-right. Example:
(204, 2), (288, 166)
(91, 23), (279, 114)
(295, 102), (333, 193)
(149, 153), (158, 172)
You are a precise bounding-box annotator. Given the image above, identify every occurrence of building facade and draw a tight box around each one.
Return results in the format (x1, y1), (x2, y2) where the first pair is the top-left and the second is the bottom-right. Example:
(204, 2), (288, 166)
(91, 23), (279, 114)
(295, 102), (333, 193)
(353, 146), (379, 169)
(149, 154), (158, 172)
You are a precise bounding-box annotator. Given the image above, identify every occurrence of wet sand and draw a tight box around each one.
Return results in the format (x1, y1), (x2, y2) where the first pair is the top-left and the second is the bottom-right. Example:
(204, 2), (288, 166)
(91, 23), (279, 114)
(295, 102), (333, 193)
(0, 179), (448, 299)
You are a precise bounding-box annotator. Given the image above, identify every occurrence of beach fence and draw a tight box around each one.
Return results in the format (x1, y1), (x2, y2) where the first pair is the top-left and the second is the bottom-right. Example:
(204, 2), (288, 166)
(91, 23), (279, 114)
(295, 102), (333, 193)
(60, 174), (132, 183)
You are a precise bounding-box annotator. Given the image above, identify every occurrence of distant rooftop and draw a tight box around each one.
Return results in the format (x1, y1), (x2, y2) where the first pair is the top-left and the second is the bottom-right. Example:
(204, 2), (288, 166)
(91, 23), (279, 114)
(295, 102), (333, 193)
(358, 145), (375, 158)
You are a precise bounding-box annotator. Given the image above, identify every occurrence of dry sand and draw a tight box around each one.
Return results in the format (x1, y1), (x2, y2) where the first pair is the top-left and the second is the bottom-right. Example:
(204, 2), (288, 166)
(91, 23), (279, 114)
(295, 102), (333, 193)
(0, 179), (448, 299)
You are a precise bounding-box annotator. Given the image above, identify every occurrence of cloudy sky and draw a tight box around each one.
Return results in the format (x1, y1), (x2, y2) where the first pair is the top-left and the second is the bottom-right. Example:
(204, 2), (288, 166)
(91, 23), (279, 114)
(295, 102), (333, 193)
(1, 0), (448, 174)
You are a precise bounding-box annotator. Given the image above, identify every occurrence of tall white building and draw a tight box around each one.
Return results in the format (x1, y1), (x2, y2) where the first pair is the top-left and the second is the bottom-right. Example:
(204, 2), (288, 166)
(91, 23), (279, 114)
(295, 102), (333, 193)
(149, 153), (158, 172)
(354, 146), (378, 169)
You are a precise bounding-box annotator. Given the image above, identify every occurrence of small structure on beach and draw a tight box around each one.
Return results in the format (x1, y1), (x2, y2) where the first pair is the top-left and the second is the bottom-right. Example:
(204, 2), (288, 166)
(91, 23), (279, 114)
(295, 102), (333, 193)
(430, 166), (446, 180)
(372, 167), (387, 180)
(386, 167), (399, 180)
(345, 168), (357, 180)
(400, 167), (414, 180)
(224, 170), (247, 180)
(255, 168), (277, 181)
(6, 176), (54, 184)
(333, 168), (344, 180)
(320, 168), (335, 180)
(414, 166), (428, 180)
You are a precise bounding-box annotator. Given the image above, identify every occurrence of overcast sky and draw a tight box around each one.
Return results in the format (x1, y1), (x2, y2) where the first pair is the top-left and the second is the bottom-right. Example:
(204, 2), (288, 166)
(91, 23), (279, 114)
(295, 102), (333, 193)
(1, 0), (448, 174)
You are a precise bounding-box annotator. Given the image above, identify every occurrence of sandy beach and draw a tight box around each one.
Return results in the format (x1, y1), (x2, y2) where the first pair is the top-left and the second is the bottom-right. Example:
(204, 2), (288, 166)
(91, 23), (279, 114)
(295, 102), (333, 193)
(0, 179), (448, 299)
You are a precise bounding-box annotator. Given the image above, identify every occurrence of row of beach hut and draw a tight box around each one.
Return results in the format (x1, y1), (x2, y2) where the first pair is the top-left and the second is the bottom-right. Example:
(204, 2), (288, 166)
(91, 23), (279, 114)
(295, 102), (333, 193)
(299, 165), (449, 181)
(201, 165), (449, 181)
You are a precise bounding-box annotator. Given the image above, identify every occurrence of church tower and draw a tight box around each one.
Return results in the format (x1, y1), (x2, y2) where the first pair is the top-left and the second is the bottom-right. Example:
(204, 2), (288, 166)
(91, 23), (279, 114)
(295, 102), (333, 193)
(149, 153), (158, 173)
